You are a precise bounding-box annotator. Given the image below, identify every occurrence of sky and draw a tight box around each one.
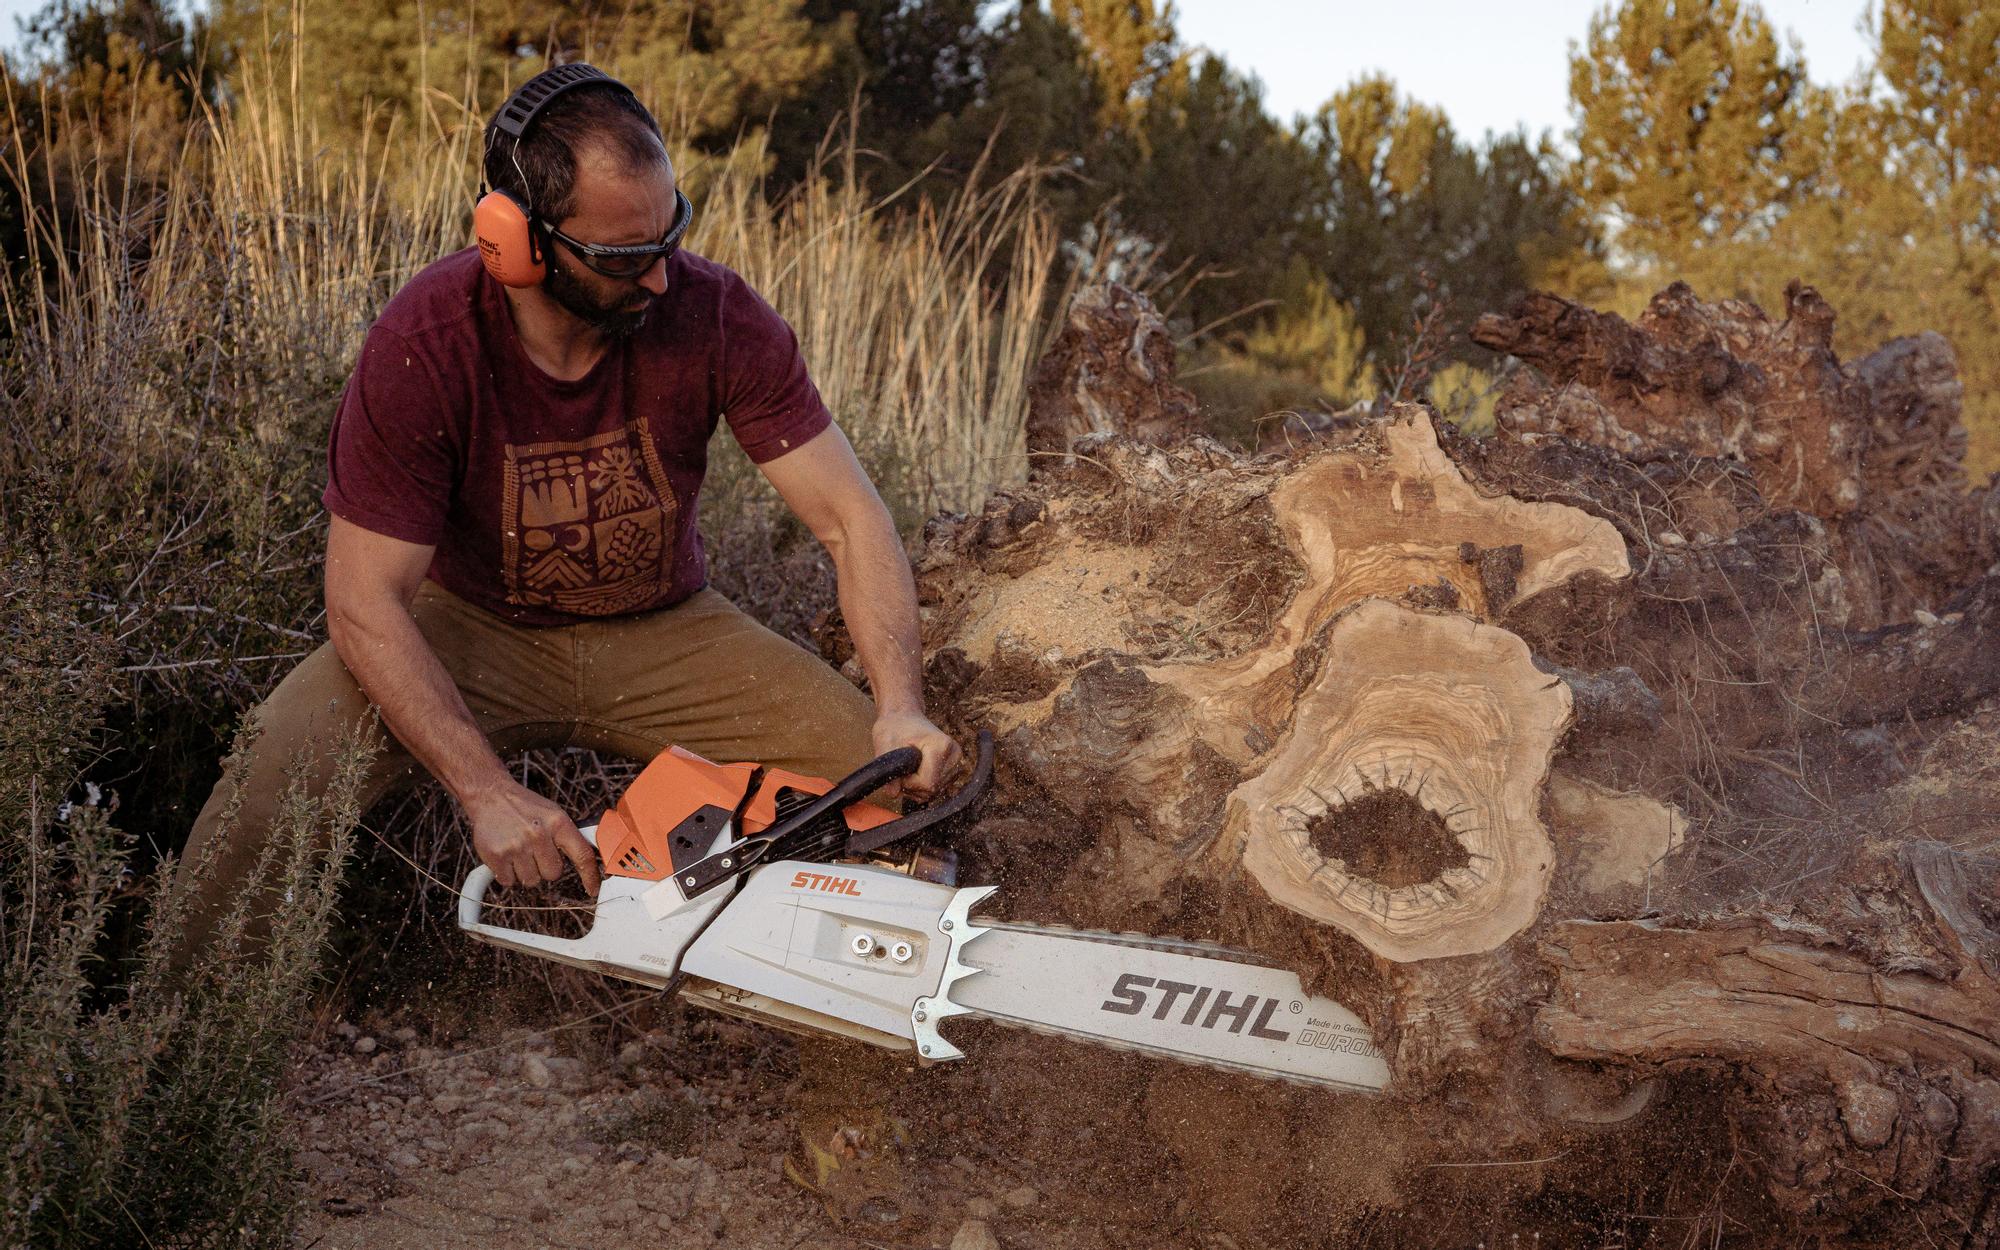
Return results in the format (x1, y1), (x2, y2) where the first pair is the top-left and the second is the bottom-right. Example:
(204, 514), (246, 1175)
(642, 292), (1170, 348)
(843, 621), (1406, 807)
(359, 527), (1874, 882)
(1173, 0), (1877, 142)
(1, 0), (1879, 143)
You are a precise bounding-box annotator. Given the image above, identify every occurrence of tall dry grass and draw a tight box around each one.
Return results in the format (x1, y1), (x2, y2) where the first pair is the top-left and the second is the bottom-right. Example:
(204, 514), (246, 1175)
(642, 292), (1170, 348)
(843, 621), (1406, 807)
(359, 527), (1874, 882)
(696, 130), (1067, 514)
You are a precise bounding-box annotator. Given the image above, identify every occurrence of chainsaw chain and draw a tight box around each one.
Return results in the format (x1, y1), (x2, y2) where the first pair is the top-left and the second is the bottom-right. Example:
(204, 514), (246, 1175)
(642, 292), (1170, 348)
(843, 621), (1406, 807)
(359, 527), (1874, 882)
(956, 921), (1364, 1092)
(974, 920), (1274, 968)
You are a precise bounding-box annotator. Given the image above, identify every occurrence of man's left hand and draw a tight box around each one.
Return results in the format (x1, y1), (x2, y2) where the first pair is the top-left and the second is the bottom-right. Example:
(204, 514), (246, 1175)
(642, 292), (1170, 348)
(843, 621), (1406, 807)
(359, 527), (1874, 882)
(872, 711), (961, 802)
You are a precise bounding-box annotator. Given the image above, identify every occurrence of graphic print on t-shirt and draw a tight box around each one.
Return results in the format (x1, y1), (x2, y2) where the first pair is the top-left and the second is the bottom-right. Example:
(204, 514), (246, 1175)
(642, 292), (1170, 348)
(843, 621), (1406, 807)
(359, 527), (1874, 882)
(500, 424), (679, 616)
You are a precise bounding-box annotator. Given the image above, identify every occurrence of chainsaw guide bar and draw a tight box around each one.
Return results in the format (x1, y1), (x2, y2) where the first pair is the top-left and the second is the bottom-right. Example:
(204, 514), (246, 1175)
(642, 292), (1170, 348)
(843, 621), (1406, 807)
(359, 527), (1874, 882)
(457, 733), (1390, 1094)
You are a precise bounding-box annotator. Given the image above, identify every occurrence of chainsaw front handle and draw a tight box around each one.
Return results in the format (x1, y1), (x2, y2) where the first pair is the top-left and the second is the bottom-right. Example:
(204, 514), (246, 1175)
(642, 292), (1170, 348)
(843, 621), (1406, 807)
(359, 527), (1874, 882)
(846, 729), (994, 856)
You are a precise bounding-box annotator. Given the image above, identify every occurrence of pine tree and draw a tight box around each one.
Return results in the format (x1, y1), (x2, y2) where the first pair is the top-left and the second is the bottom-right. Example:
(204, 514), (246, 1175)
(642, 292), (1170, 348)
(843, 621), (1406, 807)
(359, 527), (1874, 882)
(207, 0), (851, 154)
(1049, 0), (1182, 135)
(1309, 76), (1589, 365)
(1569, 0), (1819, 264)
(1875, 0), (2000, 238)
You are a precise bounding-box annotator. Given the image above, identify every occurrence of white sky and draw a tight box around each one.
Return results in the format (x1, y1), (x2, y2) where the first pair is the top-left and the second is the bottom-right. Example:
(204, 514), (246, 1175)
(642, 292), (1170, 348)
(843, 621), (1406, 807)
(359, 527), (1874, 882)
(1173, 0), (1877, 142)
(2, 0), (1878, 144)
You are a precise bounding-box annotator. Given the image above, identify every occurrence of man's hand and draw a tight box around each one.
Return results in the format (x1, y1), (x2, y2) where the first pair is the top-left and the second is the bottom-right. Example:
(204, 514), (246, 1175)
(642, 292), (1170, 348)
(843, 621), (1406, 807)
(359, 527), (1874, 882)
(465, 781), (603, 895)
(872, 710), (961, 802)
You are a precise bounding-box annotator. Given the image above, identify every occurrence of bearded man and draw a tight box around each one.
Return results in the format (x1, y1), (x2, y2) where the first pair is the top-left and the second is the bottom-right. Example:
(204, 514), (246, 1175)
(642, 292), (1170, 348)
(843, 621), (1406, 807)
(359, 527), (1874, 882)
(174, 64), (954, 1227)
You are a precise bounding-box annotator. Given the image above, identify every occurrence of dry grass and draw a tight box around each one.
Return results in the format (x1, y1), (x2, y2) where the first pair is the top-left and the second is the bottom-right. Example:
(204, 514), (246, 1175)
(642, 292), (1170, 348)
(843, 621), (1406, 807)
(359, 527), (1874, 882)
(696, 127), (1074, 516)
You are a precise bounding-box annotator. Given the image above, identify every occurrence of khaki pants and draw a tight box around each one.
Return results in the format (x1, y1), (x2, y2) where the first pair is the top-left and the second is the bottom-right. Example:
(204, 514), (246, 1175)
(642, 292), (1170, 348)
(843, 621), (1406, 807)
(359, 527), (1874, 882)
(175, 581), (879, 954)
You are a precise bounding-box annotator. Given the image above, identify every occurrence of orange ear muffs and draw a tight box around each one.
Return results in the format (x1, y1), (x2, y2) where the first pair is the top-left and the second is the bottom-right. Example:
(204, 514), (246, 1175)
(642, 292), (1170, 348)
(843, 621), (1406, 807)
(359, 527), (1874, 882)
(474, 188), (545, 287)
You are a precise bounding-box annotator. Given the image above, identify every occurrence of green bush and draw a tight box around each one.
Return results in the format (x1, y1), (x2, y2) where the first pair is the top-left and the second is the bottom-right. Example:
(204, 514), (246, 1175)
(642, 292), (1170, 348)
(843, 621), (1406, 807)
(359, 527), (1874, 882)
(1, 478), (376, 1247)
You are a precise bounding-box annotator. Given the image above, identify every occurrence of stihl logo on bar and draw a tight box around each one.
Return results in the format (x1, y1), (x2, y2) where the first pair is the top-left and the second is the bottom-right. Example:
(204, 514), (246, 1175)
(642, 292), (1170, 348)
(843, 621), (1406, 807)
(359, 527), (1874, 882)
(789, 870), (862, 896)
(1099, 973), (1291, 1041)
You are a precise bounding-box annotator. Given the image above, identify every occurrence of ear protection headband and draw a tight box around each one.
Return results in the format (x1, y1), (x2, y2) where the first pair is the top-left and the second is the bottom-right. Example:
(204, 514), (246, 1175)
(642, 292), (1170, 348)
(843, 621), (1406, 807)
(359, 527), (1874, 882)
(474, 63), (639, 288)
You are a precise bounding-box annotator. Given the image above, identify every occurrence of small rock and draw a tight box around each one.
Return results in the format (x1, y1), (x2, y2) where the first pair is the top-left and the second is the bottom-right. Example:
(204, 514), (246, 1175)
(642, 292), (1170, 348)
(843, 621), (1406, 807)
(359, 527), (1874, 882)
(965, 1196), (999, 1219)
(616, 1158), (640, 1175)
(951, 1218), (1001, 1250)
(523, 1055), (553, 1088)
(389, 1152), (420, 1170)
(619, 1041), (646, 1067)
(352, 1037), (377, 1056)
(392, 1026), (419, 1045)
(1002, 1185), (1039, 1210)
(419, 1138), (447, 1154)
(1839, 1081), (1900, 1149)
(543, 1056), (588, 1086)
(333, 1020), (359, 1041)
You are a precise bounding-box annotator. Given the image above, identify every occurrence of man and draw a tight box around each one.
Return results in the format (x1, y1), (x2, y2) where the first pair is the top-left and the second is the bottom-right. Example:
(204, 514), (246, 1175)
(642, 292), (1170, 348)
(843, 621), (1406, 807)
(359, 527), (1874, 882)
(179, 64), (956, 939)
(173, 67), (954, 1222)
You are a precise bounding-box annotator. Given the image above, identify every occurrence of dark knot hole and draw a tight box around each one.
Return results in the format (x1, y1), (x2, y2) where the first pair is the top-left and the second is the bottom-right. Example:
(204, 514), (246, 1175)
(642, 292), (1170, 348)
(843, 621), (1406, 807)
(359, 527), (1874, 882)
(1307, 787), (1469, 889)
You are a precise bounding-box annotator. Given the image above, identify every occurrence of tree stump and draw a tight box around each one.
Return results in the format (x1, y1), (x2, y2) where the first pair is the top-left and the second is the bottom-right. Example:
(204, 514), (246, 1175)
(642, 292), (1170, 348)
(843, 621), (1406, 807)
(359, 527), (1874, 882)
(873, 280), (2000, 1244)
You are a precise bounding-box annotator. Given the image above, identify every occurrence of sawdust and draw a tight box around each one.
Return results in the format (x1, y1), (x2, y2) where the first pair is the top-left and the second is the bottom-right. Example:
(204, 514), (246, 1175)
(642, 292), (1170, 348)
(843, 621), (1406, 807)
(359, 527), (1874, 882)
(289, 1002), (1249, 1250)
(953, 540), (1157, 666)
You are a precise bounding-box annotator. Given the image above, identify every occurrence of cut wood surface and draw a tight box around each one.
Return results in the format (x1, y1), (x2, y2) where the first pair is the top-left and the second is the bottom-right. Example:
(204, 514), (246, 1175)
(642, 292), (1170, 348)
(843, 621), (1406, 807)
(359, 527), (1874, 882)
(1226, 601), (1570, 961)
(1545, 773), (1685, 901)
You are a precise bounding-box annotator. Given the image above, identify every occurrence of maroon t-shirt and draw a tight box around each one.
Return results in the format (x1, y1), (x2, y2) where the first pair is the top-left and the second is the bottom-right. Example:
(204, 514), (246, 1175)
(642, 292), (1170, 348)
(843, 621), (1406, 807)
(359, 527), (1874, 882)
(323, 247), (831, 625)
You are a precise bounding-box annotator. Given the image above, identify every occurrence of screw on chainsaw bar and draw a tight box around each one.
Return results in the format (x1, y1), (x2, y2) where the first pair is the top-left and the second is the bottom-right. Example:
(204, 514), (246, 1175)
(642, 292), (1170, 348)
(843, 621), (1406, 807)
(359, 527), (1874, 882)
(942, 919), (954, 931)
(890, 940), (914, 964)
(850, 933), (878, 957)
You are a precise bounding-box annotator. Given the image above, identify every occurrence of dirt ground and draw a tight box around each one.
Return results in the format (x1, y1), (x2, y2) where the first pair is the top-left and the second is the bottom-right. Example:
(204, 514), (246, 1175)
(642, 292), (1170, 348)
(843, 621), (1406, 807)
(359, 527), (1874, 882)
(287, 1002), (1250, 1250)
(288, 986), (1721, 1250)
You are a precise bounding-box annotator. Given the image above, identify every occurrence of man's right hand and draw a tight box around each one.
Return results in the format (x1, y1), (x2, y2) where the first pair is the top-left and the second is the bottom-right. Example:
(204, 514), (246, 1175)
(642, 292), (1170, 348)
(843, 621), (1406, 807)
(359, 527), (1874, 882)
(465, 782), (603, 896)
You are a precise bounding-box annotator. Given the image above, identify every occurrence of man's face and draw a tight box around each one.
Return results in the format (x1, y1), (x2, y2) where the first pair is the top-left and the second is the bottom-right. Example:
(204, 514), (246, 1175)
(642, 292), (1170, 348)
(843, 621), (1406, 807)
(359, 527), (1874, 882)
(542, 145), (678, 339)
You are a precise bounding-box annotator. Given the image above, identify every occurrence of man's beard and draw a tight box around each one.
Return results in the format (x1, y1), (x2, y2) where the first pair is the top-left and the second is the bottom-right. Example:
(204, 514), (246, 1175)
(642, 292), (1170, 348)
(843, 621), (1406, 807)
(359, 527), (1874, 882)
(543, 251), (650, 340)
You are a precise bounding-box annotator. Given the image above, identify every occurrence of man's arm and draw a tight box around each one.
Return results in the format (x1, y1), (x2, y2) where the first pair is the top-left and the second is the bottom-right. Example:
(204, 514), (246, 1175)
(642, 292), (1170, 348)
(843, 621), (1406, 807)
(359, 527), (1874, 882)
(324, 516), (600, 894)
(755, 425), (961, 798)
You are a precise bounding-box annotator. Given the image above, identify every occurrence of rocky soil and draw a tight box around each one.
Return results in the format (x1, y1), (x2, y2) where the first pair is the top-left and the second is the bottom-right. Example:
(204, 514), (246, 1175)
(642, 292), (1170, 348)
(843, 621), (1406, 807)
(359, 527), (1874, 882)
(287, 1003), (1267, 1250)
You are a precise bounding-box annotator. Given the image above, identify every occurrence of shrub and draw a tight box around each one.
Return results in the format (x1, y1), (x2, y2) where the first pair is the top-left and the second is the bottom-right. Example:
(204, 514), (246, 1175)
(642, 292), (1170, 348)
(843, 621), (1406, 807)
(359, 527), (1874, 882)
(2, 474), (375, 1247)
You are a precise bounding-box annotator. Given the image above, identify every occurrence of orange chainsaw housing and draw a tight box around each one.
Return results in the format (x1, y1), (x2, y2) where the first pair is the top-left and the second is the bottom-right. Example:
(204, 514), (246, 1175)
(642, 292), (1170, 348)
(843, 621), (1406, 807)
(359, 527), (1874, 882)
(592, 746), (897, 882)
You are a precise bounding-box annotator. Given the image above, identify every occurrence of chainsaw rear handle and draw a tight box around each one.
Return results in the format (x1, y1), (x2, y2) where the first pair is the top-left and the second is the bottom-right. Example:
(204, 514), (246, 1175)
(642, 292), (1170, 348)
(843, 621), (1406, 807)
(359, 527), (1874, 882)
(458, 825), (604, 960)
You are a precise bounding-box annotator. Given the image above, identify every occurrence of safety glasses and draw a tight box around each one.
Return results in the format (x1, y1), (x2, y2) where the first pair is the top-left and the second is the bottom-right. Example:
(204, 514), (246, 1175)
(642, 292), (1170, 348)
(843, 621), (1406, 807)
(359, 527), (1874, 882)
(545, 189), (694, 280)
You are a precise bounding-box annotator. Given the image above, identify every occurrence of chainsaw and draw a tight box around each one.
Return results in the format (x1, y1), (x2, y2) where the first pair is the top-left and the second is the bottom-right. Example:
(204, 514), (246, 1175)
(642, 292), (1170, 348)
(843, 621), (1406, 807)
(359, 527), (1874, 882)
(457, 732), (1389, 1093)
